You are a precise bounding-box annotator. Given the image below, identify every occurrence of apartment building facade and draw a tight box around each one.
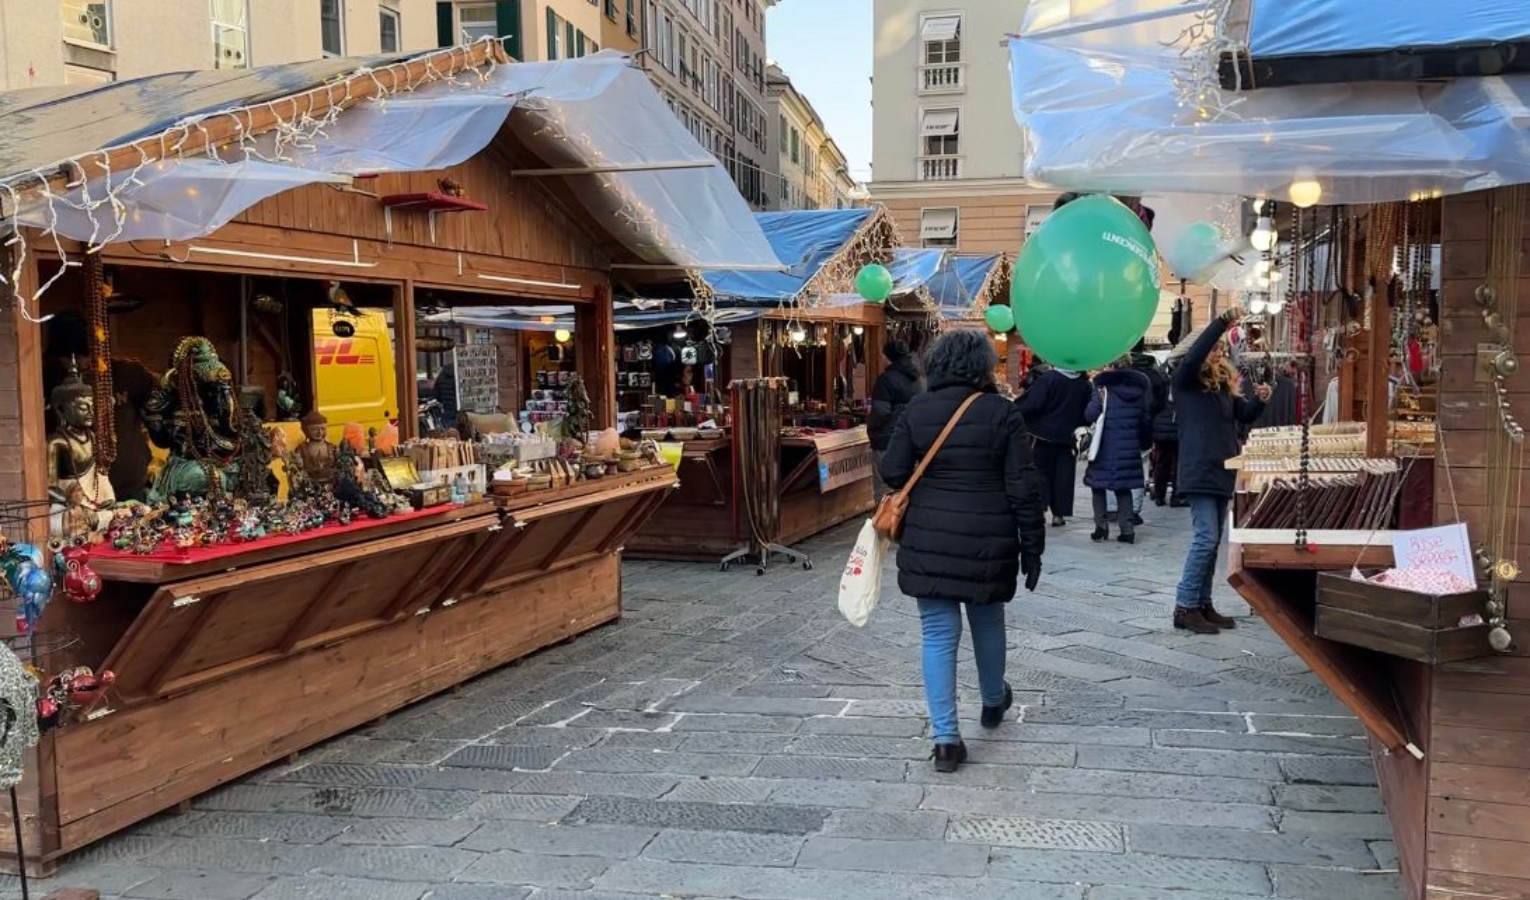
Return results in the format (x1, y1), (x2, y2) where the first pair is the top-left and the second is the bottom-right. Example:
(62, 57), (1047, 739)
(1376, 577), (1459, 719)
(869, 0), (1055, 254)
(765, 63), (855, 211)
(1, 1), (617, 91)
(597, 0), (642, 54)
(638, 0), (775, 209)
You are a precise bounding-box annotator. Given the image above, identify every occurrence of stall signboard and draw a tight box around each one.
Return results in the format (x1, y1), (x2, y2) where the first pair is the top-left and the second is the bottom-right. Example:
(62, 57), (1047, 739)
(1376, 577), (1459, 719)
(1390, 523), (1475, 585)
(814, 433), (875, 494)
(454, 343), (500, 414)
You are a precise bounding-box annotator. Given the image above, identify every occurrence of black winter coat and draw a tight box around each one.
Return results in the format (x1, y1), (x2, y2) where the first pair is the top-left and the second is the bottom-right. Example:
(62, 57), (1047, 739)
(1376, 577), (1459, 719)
(868, 356), (922, 450)
(1083, 369), (1152, 491)
(1152, 393), (1179, 443)
(1172, 319), (1266, 498)
(1130, 352), (1170, 418)
(1015, 369), (1092, 445)
(880, 381), (1046, 605)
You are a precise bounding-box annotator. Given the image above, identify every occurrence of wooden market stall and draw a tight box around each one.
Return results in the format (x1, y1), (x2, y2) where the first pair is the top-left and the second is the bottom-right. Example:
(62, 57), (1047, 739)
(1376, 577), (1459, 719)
(0, 45), (782, 870)
(627, 208), (900, 564)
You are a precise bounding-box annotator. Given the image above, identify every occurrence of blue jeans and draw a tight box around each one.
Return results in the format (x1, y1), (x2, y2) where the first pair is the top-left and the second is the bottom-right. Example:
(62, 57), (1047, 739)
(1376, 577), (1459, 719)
(917, 599), (1008, 744)
(1176, 494), (1229, 609)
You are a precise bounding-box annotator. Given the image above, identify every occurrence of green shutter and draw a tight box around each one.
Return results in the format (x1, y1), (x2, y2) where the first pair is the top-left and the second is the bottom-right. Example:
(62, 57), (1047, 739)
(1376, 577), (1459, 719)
(496, 0), (522, 59)
(565, 21), (576, 59)
(546, 7), (557, 59)
(436, 1), (453, 46)
(576, 31), (586, 57)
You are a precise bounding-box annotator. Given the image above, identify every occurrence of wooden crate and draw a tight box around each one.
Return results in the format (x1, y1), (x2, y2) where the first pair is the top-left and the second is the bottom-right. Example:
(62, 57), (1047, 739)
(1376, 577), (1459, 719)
(1315, 570), (1492, 665)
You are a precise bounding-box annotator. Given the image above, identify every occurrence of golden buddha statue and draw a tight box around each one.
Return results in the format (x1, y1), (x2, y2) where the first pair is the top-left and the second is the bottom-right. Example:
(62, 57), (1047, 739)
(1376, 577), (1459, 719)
(45, 361), (116, 536)
(295, 410), (338, 487)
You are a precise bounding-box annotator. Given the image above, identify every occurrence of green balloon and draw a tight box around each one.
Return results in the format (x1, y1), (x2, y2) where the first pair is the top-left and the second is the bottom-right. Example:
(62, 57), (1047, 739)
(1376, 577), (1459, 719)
(984, 304), (1015, 334)
(1012, 195), (1161, 371)
(855, 264), (893, 303)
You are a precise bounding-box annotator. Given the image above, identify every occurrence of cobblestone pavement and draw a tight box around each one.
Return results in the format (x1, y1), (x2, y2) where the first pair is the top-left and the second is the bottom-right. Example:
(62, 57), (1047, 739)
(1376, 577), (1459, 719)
(20, 497), (1402, 900)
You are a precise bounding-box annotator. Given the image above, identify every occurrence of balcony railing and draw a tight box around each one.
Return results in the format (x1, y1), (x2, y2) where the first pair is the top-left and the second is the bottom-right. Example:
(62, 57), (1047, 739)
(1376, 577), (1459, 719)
(919, 155), (963, 181)
(919, 63), (965, 94)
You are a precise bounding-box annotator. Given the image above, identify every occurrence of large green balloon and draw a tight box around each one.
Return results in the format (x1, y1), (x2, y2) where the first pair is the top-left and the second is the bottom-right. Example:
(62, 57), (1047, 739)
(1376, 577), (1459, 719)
(855, 264), (893, 303)
(1012, 195), (1162, 371)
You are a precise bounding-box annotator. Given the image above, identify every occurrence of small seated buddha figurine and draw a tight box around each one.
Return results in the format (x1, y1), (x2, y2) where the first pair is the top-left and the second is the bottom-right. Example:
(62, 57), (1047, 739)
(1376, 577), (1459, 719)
(296, 410), (339, 487)
(46, 360), (116, 536)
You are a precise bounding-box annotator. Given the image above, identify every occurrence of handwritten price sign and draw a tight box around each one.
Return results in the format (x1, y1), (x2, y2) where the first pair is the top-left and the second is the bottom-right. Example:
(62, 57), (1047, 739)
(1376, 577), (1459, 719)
(1391, 524), (1474, 585)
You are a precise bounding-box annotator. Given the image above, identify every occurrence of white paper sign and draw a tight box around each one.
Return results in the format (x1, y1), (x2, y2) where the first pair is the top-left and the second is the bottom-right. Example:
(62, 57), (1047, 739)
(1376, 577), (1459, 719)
(1391, 524), (1475, 584)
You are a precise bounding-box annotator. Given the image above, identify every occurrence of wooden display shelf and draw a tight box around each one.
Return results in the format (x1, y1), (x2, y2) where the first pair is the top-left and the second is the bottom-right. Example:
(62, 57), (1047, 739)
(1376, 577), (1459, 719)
(30, 473), (676, 864)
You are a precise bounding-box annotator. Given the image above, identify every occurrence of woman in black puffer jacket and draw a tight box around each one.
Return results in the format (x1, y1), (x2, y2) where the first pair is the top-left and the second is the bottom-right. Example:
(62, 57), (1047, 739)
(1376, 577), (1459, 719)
(880, 331), (1046, 773)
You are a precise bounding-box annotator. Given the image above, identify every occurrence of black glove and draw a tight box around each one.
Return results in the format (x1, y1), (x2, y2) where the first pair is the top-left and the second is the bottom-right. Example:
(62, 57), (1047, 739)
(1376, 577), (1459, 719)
(1021, 553), (1042, 592)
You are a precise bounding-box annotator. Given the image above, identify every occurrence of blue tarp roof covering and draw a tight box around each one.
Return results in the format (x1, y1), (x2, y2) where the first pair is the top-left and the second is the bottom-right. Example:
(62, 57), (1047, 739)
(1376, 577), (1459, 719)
(928, 254), (1003, 317)
(1247, 0), (1529, 59)
(887, 248), (945, 295)
(703, 208), (873, 303)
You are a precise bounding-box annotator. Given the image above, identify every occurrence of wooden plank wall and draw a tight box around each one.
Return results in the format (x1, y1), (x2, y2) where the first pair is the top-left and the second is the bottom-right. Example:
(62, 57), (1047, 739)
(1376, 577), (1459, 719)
(1426, 189), (1530, 899)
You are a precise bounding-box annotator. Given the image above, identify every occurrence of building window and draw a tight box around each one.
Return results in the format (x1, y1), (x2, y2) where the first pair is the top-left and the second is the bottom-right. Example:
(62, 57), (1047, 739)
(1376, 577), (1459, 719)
(319, 0), (343, 55)
(789, 129), (800, 165)
(565, 20), (576, 58)
(379, 5), (402, 53)
(921, 208), (959, 248)
(921, 108), (960, 156)
(1025, 205), (1052, 239)
(626, 0), (638, 37)
(921, 13), (961, 64)
(61, 0), (111, 47)
(546, 8), (561, 58)
(459, 3), (499, 43)
(605, 0), (619, 19)
(779, 115), (787, 152)
(211, 0), (249, 68)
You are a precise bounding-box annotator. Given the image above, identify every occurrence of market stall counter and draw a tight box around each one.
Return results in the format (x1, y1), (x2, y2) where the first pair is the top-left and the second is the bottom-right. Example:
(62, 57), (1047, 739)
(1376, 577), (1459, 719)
(36, 466), (675, 862)
(627, 426), (874, 563)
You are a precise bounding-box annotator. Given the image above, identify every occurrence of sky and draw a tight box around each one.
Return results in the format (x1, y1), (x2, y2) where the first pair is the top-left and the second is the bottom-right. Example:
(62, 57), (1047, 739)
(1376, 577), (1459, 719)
(766, 1), (874, 182)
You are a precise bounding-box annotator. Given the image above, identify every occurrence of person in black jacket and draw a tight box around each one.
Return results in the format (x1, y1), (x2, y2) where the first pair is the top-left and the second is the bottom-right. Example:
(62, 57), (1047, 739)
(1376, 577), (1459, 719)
(1117, 340), (1169, 524)
(1150, 382), (1184, 508)
(433, 361), (459, 432)
(1083, 362), (1153, 544)
(880, 330), (1046, 773)
(1170, 309), (1271, 634)
(1015, 366), (1092, 526)
(868, 341), (922, 497)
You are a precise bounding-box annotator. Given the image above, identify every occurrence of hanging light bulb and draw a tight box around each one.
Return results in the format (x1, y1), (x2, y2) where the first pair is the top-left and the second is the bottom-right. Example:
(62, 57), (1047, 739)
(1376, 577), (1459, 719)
(994, 332), (1008, 342)
(672, 324), (688, 340)
(790, 327), (807, 343)
(1266, 298), (1286, 315)
(1268, 269), (1283, 283)
(1288, 180), (1322, 208)
(1250, 216), (1277, 252)
(852, 326), (864, 336)
(1249, 297), (1268, 315)
(553, 328), (572, 343)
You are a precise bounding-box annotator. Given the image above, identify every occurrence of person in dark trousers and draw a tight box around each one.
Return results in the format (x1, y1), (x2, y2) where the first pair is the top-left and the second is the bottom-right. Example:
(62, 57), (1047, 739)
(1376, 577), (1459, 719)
(1170, 308), (1271, 634)
(433, 361), (458, 431)
(880, 331), (1046, 774)
(868, 340), (922, 498)
(1150, 379), (1184, 507)
(1016, 365), (1092, 526)
(1120, 339), (1169, 524)
(1084, 359), (1153, 544)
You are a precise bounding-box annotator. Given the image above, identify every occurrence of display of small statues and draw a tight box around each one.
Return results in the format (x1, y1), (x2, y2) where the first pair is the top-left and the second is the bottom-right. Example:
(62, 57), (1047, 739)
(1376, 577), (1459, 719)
(141, 337), (241, 502)
(230, 388), (277, 505)
(45, 360), (117, 536)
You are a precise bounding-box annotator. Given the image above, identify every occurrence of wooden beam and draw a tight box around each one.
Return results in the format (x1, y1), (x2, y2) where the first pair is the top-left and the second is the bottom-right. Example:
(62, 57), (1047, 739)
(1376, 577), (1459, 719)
(1366, 287), (1393, 457)
(575, 287), (617, 429)
(512, 161), (716, 177)
(16, 252), (48, 530)
(395, 281), (419, 441)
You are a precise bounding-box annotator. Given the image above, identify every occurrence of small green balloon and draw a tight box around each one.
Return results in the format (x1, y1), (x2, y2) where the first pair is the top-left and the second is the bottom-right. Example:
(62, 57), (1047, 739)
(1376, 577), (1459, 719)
(984, 304), (1015, 334)
(1013, 195), (1161, 371)
(855, 264), (894, 303)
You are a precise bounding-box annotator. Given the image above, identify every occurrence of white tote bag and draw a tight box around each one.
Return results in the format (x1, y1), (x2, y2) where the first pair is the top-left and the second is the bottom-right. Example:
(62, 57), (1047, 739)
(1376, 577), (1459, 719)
(838, 519), (888, 627)
(1086, 390), (1108, 462)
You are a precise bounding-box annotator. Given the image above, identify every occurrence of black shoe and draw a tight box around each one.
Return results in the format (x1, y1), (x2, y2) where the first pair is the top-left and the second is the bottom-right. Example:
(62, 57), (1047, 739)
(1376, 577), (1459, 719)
(932, 741), (968, 773)
(1091, 527), (1108, 542)
(1051, 516), (1067, 527)
(1130, 514), (1145, 526)
(1153, 496), (1167, 507)
(1169, 497), (1189, 509)
(1173, 608), (1221, 634)
(1201, 604), (1237, 629)
(1117, 534), (1136, 545)
(981, 684), (1013, 729)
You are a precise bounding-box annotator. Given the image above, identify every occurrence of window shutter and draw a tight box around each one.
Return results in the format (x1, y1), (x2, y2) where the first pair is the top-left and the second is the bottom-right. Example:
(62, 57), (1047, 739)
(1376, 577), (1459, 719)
(565, 20), (576, 58)
(496, 1), (522, 59)
(546, 7), (557, 59)
(436, 1), (453, 47)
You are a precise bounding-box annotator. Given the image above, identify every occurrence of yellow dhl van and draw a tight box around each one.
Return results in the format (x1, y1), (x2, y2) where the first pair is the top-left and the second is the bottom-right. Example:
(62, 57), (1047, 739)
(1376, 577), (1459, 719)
(275, 308), (399, 447)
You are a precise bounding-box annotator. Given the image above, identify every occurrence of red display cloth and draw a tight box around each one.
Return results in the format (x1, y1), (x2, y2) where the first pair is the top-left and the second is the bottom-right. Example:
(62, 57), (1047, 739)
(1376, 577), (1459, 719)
(91, 505), (455, 566)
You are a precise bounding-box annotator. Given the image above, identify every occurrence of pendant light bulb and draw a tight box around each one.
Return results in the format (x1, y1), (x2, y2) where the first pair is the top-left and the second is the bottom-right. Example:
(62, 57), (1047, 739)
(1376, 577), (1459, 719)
(672, 324), (688, 340)
(1267, 299), (1286, 315)
(1250, 216), (1277, 252)
(790, 327), (807, 343)
(1249, 297), (1268, 315)
(852, 325), (864, 335)
(1288, 180), (1322, 209)
(553, 328), (571, 343)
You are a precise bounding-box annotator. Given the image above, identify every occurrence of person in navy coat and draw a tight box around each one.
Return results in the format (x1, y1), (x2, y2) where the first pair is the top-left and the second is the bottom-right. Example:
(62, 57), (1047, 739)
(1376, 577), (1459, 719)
(1083, 361), (1153, 544)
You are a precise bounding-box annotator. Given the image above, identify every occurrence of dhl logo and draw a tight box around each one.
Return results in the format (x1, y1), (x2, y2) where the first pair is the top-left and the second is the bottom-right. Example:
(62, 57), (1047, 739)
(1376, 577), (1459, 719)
(314, 339), (377, 366)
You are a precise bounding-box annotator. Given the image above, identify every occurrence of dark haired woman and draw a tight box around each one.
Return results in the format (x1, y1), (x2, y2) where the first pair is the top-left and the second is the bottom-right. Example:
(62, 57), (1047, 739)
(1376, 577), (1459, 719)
(880, 331), (1046, 772)
(1170, 308), (1271, 634)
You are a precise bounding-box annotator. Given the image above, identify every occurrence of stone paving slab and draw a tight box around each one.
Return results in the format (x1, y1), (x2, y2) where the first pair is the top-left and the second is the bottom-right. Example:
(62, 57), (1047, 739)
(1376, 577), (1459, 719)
(14, 493), (1398, 900)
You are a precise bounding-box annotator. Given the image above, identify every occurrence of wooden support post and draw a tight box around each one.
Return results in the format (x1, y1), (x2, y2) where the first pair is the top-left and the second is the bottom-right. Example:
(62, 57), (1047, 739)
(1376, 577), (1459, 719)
(1365, 296), (1392, 458)
(395, 280), (419, 440)
(575, 284), (616, 429)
